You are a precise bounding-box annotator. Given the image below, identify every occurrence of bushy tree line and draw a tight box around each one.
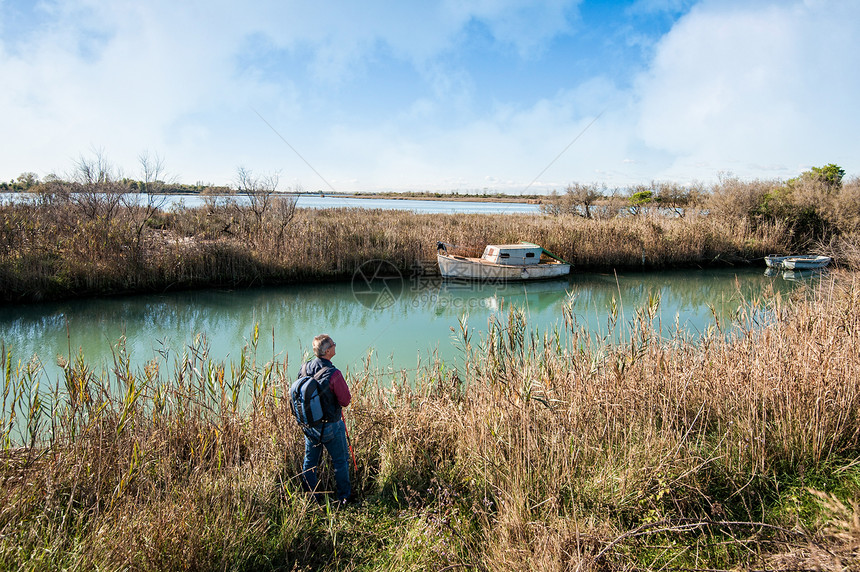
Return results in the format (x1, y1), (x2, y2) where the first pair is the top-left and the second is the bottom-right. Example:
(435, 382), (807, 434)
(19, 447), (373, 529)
(0, 172), (41, 192)
(542, 164), (859, 248)
(1, 150), (238, 196)
(540, 181), (705, 219)
(1, 173), (232, 196)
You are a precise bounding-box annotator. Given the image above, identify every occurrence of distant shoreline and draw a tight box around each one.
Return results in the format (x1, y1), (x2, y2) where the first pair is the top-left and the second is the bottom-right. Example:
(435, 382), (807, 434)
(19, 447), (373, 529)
(2, 188), (543, 204)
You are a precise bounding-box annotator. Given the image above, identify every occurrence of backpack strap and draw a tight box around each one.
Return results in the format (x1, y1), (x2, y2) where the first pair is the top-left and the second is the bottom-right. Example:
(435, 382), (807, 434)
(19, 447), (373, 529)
(300, 362), (332, 381)
(312, 366), (332, 382)
(312, 366), (334, 417)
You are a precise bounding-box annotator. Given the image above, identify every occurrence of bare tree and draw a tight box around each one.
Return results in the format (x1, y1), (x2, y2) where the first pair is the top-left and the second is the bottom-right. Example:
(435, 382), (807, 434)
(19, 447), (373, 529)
(200, 184), (237, 237)
(134, 151), (171, 210)
(236, 166), (277, 231)
(600, 188), (628, 219)
(706, 174), (773, 221)
(137, 152), (168, 194)
(126, 151), (171, 259)
(539, 190), (564, 215)
(234, 167), (295, 238)
(655, 182), (703, 218)
(272, 184), (299, 242)
(74, 149), (113, 185)
(540, 183), (605, 218)
(567, 183), (605, 219)
(71, 149), (126, 221)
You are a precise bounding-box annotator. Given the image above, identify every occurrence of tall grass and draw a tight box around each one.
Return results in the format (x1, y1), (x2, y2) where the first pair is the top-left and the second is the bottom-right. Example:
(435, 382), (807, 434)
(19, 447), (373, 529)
(7, 171), (860, 302)
(1, 195), (790, 302)
(2, 271), (859, 570)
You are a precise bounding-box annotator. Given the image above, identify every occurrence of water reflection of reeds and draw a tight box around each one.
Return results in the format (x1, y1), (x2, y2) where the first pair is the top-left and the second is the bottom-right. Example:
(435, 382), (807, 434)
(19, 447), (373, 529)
(0, 268), (803, 387)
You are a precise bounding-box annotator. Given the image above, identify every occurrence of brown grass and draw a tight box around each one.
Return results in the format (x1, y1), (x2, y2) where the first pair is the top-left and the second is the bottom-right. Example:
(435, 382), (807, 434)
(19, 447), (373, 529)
(9, 170), (860, 303)
(1, 194), (791, 303)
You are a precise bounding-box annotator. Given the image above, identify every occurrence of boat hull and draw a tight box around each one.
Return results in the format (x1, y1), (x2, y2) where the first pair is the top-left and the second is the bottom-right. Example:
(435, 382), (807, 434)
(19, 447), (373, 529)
(782, 256), (831, 270)
(437, 254), (570, 281)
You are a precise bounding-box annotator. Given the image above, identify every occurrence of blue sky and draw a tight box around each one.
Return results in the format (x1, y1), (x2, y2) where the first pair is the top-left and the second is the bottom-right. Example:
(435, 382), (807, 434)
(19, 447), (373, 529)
(1, 0), (858, 193)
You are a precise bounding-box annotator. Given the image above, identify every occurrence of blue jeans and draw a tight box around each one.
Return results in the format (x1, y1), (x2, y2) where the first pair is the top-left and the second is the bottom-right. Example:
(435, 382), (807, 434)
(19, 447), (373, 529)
(301, 419), (351, 501)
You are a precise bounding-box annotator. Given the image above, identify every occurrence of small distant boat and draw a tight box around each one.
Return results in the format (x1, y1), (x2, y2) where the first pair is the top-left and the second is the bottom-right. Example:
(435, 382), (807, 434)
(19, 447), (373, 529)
(782, 255), (831, 270)
(437, 242), (571, 281)
(765, 254), (832, 270)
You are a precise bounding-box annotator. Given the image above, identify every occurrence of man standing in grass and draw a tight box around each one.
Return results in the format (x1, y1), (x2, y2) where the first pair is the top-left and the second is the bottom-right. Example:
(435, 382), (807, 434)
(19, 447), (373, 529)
(298, 334), (352, 505)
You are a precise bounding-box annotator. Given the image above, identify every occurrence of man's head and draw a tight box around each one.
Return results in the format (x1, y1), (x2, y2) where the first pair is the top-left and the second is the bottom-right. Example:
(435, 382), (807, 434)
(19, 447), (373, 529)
(313, 334), (336, 358)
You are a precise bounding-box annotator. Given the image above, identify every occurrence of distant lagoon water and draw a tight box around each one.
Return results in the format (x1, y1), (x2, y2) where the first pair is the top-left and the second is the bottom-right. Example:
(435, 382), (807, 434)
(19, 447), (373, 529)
(1, 192), (542, 215)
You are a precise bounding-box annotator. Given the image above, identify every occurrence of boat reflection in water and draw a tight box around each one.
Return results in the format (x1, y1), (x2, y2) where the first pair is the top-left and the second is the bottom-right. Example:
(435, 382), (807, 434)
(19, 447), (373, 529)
(428, 278), (572, 317)
(764, 267), (829, 281)
(782, 269), (827, 282)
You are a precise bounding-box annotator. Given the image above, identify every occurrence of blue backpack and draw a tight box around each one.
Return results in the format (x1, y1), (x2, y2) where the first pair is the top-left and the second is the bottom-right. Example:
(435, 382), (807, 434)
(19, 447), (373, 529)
(290, 366), (334, 429)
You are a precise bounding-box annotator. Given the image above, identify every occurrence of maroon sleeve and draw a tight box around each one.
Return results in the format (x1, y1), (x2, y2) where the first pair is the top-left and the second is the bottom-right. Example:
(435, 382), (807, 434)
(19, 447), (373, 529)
(329, 370), (351, 407)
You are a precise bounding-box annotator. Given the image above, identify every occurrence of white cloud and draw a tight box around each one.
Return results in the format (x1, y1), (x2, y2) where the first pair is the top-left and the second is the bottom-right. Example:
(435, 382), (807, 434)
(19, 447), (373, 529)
(0, 1), (250, 179)
(304, 76), (639, 193)
(5, 0), (856, 191)
(0, 0), (584, 186)
(635, 0), (860, 181)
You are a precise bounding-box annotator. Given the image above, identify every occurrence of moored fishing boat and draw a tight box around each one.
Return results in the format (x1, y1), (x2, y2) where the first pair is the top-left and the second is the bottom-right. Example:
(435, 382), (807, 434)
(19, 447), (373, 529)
(765, 254), (832, 270)
(782, 255), (831, 270)
(437, 242), (571, 281)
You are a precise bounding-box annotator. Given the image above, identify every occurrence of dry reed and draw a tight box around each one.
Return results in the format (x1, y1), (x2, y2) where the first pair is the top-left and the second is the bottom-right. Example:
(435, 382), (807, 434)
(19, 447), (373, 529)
(1, 197), (790, 303)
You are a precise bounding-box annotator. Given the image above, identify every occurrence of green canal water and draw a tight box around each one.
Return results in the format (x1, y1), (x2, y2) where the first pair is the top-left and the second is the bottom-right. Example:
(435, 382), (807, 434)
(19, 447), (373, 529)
(0, 267), (809, 388)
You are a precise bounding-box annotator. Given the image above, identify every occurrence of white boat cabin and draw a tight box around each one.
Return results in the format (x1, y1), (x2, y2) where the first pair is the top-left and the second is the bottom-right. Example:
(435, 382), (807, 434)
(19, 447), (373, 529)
(480, 243), (543, 266)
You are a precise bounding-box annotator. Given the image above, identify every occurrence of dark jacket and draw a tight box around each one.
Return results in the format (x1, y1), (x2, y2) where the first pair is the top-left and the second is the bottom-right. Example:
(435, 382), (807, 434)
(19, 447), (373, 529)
(300, 357), (351, 422)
